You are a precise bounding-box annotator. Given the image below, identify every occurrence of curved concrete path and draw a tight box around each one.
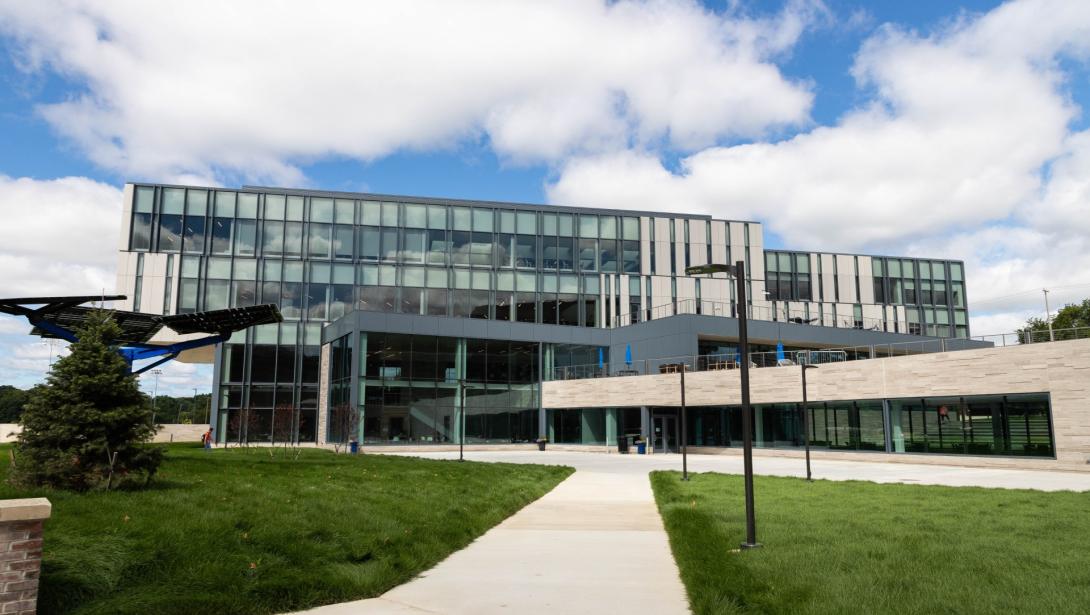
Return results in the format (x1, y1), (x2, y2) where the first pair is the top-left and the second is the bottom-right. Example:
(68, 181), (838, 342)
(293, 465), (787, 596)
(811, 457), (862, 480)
(293, 462), (691, 615)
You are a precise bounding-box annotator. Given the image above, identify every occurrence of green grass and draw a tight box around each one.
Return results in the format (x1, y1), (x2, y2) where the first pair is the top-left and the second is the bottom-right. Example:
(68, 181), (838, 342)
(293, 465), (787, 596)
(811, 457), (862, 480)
(0, 444), (572, 615)
(651, 471), (1090, 615)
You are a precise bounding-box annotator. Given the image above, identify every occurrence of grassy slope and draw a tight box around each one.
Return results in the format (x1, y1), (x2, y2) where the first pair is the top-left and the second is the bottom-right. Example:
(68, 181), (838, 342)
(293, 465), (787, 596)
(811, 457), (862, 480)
(651, 471), (1090, 615)
(0, 445), (571, 615)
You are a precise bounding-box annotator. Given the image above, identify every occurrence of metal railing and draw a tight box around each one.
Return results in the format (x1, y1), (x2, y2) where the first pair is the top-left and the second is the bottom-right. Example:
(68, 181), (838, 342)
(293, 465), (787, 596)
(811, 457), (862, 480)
(611, 298), (891, 332)
(547, 326), (1090, 382)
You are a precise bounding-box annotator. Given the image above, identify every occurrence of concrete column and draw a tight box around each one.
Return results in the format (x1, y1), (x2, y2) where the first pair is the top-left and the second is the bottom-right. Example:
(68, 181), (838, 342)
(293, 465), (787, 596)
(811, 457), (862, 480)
(316, 343), (331, 445)
(0, 498), (51, 615)
(640, 406), (650, 441)
(355, 332), (367, 444)
(210, 344), (223, 443)
(754, 406), (765, 446)
(606, 408), (618, 449)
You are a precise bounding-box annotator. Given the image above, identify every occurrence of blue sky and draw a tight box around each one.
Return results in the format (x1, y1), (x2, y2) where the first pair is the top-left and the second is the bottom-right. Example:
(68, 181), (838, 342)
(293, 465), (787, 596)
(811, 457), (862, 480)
(1, 0), (1089, 394)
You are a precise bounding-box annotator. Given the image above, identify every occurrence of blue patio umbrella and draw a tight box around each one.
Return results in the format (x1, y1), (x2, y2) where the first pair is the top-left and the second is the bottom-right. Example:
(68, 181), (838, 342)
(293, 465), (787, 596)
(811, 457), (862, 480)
(625, 344), (633, 366)
(598, 347), (605, 369)
(776, 342), (785, 363)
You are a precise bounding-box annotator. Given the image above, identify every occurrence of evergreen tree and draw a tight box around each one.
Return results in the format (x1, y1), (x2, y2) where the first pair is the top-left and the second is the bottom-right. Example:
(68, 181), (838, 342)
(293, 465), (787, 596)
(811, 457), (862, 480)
(12, 310), (163, 491)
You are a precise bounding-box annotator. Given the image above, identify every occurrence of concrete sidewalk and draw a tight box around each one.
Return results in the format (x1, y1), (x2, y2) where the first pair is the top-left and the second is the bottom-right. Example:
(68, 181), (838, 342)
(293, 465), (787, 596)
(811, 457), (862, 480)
(293, 467), (691, 615)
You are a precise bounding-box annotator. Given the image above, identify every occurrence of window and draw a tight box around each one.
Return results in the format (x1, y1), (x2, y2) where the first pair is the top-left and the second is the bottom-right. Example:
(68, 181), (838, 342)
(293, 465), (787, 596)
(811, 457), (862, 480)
(578, 238), (597, 272)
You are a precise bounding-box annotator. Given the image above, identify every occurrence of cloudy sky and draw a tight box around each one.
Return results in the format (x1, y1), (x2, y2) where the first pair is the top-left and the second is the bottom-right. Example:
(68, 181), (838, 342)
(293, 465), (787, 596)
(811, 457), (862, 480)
(1, 0), (1089, 395)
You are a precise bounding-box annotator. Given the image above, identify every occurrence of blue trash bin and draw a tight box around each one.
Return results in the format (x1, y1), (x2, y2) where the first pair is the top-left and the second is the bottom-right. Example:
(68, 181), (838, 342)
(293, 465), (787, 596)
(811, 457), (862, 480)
(636, 441), (646, 455)
(349, 440), (359, 454)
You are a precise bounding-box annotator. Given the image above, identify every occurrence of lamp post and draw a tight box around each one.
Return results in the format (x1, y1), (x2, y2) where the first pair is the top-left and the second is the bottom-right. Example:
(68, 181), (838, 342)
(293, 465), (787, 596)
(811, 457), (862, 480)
(686, 261), (760, 549)
(150, 369), (162, 425)
(459, 379), (466, 462)
(680, 363), (688, 481)
(800, 362), (818, 481)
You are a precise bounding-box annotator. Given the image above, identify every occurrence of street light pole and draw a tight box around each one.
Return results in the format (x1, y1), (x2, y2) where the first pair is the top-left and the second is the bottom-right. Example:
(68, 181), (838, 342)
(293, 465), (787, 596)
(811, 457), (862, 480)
(459, 379), (466, 462)
(1043, 289), (1055, 342)
(150, 369), (162, 425)
(686, 260), (760, 549)
(800, 362), (818, 482)
(680, 363), (688, 481)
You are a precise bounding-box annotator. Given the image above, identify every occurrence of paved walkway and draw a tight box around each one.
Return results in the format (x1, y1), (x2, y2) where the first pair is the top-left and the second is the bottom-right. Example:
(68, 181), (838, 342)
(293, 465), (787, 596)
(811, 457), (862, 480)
(294, 450), (1090, 614)
(294, 460), (690, 615)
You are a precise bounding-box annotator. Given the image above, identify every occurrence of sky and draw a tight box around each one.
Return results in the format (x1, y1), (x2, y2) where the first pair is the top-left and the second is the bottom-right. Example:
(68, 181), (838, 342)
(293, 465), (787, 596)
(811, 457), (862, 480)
(1, 0), (1089, 396)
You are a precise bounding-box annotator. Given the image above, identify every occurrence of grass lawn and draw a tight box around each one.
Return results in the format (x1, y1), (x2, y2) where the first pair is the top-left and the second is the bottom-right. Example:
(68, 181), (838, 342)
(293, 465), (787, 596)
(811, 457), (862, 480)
(0, 444), (572, 615)
(651, 471), (1090, 615)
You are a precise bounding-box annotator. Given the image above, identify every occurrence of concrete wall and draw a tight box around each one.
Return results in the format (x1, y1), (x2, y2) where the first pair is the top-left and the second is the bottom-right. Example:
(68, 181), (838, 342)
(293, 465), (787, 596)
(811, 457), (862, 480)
(543, 338), (1090, 469)
(0, 424), (204, 444)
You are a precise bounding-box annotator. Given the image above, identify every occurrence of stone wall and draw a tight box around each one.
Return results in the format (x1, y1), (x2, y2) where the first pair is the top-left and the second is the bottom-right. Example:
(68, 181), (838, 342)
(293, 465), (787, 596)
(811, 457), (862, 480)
(0, 424), (205, 444)
(543, 338), (1090, 470)
(0, 498), (51, 615)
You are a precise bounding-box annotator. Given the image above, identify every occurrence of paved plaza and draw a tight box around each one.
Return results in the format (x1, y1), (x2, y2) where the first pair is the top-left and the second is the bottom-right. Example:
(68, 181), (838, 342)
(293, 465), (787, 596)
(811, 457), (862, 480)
(294, 450), (1090, 614)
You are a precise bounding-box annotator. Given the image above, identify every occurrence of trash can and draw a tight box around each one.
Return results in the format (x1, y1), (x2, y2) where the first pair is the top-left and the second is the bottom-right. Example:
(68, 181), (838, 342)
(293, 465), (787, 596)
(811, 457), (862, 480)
(537, 439), (547, 451)
(636, 441), (646, 455)
(349, 440), (359, 454)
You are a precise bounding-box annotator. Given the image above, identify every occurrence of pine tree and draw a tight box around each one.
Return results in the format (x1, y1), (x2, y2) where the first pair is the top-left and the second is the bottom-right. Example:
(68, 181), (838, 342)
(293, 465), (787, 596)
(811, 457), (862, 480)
(12, 309), (163, 490)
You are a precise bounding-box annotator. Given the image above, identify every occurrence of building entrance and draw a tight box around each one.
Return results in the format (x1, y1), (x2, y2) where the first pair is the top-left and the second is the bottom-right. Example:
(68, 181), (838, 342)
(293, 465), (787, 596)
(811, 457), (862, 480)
(653, 413), (678, 454)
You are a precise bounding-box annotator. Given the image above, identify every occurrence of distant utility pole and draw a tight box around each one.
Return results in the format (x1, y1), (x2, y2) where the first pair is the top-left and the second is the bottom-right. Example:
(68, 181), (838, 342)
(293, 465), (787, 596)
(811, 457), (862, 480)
(1043, 289), (1055, 342)
(150, 369), (162, 425)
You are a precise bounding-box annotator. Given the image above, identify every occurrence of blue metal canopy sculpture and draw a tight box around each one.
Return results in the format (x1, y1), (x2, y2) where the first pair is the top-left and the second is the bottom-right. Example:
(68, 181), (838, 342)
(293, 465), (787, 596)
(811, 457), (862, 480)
(0, 295), (282, 375)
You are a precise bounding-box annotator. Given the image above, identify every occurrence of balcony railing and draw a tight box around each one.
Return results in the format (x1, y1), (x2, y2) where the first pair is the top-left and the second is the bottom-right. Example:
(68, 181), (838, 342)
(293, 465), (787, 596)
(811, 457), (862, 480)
(547, 326), (1090, 382)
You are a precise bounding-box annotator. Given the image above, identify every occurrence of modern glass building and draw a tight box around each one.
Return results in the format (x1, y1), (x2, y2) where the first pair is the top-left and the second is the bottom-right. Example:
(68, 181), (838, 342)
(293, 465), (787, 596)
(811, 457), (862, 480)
(116, 183), (981, 448)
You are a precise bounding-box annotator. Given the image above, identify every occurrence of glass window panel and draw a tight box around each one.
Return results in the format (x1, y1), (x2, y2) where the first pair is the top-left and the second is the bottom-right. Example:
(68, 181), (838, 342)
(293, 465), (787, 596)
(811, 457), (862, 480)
(232, 280), (256, 307)
(557, 237), (574, 271)
(162, 188), (185, 214)
(378, 264), (396, 286)
(600, 240), (618, 273)
(264, 194), (285, 220)
(622, 240), (639, 274)
(205, 279), (230, 311)
(210, 218), (233, 255)
(427, 205), (446, 229)
(381, 228), (398, 261)
(497, 272), (514, 292)
(426, 268), (447, 288)
(542, 213), (557, 235)
(334, 199), (355, 224)
(134, 186), (155, 213)
(207, 257), (231, 279)
(263, 259), (281, 281)
(579, 214), (598, 238)
(333, 224), (353, 259)
(515, 235), (537, 268)
(237, 193), (258, 218)
(426, 229), (448, 265)
(284, 261), (304, 282)
(796, 254), (810, 273)
(286, 196), (304, 221)
(472, 270), (491, 290)
(284, 222), (304, 257)
(516, 211), (537, 234)
(310, 198), (333, 223)
(381, 202), (399, 226)
(262, 221), (285, 256)
(578, 238), (598, 271)
(452, 207), (471, 231)
(583, 276), (599, 294)
(280, 282), (303, 319)
(516, 272), (536, 291)
(543, 274), (558, 293)
(309, 262), (330, 283)
(473, 208), (493, 232)
(495, 234), (514, 268)
(359, 226), (381, 261)
(186, 190), (208, 215)
(933, 262), (946, 280)
(158, 215), (183, 252)
(499, 210), (516, 234)
(622, 217), (639, 240)
(778, 253), (791, 271)
(181, 256), (201, 278)
(331, 263), (353, 285)
(305, 223), (329, 257)
(358, 265), (378, 286)
(559, 274), (578, 294)
(405, 204), (427, 228)
(951, 262), (964, 281)
(361, 201), (381, 225)
(130, 213), (153, 250)
(234, 259), (257, 280)
(403, 267), (425, 287)
(559, 214), (574, 236)
(600, 216), (617, 239)
(234, 220), (256, 257)
(400, 229), (426, 263)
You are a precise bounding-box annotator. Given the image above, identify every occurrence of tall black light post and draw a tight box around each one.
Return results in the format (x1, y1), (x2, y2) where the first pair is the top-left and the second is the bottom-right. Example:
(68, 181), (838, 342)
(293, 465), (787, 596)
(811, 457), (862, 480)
(459, 379), (466, 462)
(686, 261), (760, 549)
(680, 363), (689, 481)
(800, 362), (819, 481)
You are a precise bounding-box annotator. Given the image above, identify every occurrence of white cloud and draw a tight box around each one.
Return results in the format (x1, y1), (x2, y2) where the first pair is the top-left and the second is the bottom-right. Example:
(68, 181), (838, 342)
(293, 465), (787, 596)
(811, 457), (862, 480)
(547, 0), (1090, 334)
(0, 0), (818, 184)
(0, 176), (121, 297)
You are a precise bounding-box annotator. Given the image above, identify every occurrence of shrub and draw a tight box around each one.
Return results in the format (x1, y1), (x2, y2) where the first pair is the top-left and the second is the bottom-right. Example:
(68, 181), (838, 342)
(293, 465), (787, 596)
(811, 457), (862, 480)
(11, 309), (163, 490)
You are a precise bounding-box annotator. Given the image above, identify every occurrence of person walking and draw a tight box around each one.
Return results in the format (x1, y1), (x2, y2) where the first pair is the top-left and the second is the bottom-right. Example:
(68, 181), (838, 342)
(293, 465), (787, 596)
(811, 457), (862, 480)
(202, 426), (214, 451)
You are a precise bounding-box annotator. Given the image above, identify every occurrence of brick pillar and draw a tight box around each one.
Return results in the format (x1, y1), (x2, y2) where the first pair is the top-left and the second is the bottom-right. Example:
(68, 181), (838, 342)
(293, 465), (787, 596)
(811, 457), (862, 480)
(0, 498), (51, 615)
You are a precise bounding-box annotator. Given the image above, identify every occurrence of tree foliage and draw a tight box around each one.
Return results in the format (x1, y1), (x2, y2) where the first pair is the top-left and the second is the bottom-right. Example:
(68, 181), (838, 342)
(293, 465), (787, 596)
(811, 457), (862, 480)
(0, 385), (31, 423)
(1019, 298), (1090, 338)
(12, 310), (163, 491)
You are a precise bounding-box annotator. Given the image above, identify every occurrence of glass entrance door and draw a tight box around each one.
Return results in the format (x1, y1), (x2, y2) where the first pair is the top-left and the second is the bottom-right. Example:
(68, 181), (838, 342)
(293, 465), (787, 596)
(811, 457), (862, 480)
(653, 415), (677, 453)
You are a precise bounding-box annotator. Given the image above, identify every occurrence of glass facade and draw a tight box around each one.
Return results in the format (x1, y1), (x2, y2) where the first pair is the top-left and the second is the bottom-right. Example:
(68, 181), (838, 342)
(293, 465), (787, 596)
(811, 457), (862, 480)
(125, 184), (976, 444)
(550, 393), (1054, 458)
(325, 331), (606, 445)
